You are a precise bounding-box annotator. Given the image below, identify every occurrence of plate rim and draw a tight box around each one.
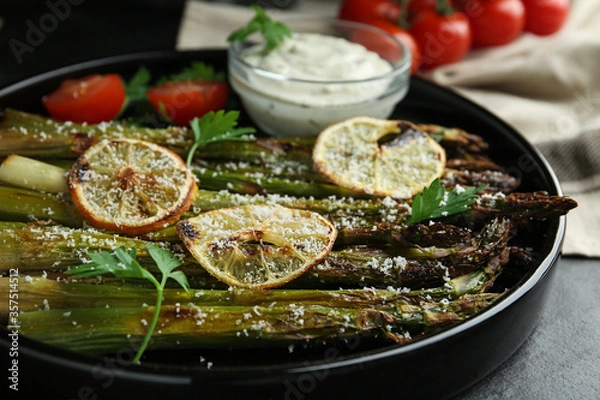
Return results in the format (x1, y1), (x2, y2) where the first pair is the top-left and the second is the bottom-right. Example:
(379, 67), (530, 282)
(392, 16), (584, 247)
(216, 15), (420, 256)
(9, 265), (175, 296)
(0, 49), (567, 381)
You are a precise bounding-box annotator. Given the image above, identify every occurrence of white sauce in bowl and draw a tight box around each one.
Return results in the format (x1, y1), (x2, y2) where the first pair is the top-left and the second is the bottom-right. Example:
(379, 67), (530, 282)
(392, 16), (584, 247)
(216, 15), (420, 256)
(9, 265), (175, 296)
(240, 33), (393, 107)
(243, 33), (392, 82)
(228, 29), (410, 136)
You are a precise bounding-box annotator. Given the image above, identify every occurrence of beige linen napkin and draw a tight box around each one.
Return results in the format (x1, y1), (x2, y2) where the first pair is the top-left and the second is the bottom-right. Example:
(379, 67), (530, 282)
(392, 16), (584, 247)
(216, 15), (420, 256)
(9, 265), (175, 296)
(425, 0), (600, 256)
(177, 1), (337, 50)
(177, 0), (598, 256)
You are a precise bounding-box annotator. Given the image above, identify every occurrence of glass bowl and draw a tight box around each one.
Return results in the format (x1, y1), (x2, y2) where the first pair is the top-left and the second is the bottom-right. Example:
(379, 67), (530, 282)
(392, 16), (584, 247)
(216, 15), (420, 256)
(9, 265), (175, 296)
(228, 19), (411, 137)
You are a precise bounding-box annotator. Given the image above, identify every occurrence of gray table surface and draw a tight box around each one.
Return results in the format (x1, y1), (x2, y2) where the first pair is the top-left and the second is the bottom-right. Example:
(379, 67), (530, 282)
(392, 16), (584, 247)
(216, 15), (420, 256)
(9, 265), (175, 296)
(456, 257), (600, 400)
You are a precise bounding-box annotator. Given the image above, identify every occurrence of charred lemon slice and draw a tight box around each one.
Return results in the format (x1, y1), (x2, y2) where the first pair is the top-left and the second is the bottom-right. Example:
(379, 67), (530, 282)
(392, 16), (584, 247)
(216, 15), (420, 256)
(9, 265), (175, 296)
(68, 138), (197, 236)
(176, 205), (337, 289)
(313, 117), (446, 199)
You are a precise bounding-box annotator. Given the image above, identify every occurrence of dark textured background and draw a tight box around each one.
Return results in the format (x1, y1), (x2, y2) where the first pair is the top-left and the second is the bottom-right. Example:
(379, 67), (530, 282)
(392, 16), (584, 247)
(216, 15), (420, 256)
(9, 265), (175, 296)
(0, 0), (185, 88)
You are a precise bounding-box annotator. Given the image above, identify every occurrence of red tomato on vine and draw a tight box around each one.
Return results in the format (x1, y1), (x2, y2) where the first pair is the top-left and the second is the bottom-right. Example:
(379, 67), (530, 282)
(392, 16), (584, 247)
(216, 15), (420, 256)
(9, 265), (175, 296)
(365, 20), (422, 73)
(410, 9), (472, 69)
(455, 0), (525, 47)
(338, 0), (400, 24)
(522, 0), (570, 36)
(408, 0), (455, 18)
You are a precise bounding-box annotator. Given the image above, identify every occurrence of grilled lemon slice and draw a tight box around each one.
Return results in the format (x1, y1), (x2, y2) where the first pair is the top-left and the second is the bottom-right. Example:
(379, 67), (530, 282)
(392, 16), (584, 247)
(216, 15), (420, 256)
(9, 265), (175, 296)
(313, 117), (446, 199)
(68, 138), (197, 236)
(176, 205), (337, 289)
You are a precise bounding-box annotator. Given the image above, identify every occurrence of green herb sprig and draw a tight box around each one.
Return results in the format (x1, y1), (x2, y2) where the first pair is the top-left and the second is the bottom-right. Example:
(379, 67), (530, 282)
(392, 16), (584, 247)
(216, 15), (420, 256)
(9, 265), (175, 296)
(124, 66), (152, 102)
(157, 61), (225, 85)
(186, 110), (256, 166)
(123, 62), (224, 108)
(227, 5), (292, 52)
(408, 178), (487, 225)
(121, 63), (230, 127)
(65, 244), (190, 364)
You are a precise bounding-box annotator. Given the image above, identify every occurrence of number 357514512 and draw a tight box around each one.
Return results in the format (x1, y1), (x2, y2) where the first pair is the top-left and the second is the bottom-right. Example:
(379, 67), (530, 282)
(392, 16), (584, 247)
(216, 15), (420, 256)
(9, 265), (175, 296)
(8, 269), (19, 297)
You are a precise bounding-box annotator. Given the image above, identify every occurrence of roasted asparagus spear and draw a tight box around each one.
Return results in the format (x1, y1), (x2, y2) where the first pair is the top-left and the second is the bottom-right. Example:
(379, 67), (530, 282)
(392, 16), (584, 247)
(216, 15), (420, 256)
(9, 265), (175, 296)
(15, 294), (499, 355)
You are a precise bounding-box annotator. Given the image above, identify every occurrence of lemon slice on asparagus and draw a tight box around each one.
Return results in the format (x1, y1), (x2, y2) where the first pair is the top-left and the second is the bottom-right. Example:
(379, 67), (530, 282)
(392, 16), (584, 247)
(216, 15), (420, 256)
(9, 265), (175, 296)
(313, 117), (446, 199)
(176, 205), (337, 289)
(68, 138), (197, 236)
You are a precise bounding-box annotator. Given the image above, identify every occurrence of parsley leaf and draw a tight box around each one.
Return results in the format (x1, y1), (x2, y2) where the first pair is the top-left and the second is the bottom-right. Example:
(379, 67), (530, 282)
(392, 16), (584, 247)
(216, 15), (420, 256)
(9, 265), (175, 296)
(66, 246), (153, 281)
(186, 110), (256, 166)
(158, 61), (225, 84)
(407, 178), (487, 225)
(66, 244), (189, 363)
(227, 5), (292, 52)
(125, 66), (152, 102)
(147, 243), (190, 293)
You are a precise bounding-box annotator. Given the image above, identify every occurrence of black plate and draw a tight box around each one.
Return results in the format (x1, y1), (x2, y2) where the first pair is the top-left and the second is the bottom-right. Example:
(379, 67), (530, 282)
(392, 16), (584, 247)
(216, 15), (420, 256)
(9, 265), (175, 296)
(0, 50), (565, 400)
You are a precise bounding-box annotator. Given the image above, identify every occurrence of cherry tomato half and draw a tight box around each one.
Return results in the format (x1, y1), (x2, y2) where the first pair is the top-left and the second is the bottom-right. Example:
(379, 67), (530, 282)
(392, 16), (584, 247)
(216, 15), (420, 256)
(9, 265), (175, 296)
(42, 74), (126, 124)
(456, 0), (525, 47)
(338, 0), (401, 24)
(522, 0), (570, 36)
(410, 9), (472, 69)
(147, 80), (228, 126)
